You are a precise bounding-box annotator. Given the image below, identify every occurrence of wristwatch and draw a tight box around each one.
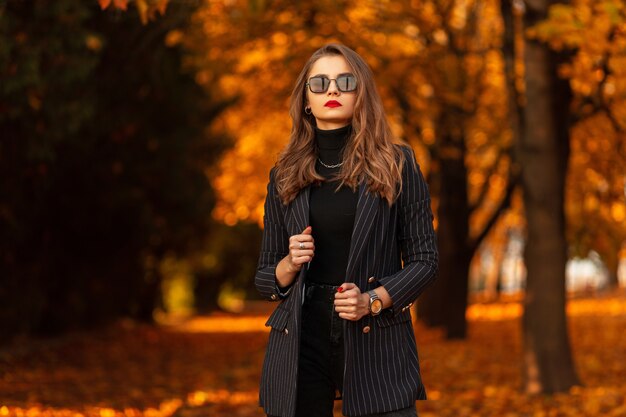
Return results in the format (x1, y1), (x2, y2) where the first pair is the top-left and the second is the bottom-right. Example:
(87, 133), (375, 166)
(367, 290), (383, 316)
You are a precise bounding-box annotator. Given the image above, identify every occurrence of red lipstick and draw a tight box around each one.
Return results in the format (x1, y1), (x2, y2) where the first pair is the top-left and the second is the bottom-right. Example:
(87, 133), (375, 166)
(324, 100), (342, 108)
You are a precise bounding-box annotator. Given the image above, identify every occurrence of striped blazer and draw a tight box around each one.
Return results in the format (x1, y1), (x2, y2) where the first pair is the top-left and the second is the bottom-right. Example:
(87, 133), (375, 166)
(255, 144), (438, 417)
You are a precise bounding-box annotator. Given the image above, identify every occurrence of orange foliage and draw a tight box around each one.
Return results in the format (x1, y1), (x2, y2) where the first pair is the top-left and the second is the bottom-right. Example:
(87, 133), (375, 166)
(179, 1), (626, 278)
(528, 0), (626, 264)
(183, 0), (515, 231)
(98, 0), (168, 24)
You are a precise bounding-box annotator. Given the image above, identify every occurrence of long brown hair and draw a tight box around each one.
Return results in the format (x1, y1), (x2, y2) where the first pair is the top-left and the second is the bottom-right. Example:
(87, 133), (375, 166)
(274, 43), (406, 205)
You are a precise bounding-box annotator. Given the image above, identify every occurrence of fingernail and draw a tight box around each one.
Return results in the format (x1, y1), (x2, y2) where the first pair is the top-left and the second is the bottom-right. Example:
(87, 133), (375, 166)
(337, 287), (343, 293)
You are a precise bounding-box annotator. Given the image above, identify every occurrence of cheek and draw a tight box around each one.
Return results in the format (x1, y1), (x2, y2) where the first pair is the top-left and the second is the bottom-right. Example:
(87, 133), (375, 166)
(345, 97), (356, 112)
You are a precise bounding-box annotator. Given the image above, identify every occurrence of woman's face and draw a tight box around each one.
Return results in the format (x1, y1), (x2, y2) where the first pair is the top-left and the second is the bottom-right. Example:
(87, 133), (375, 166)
(306, 55), (356, 130)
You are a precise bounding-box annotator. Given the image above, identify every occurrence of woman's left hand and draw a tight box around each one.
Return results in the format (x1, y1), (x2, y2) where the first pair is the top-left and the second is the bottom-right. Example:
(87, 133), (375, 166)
(334, 282), (370, 321)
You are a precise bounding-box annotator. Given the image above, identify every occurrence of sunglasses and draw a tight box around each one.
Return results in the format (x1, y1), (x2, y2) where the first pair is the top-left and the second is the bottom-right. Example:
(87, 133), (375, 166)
(306, 74), (357, 93)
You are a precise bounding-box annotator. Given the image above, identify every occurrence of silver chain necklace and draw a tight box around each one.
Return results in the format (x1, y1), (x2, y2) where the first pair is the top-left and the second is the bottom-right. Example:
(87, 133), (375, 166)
(317, 158), (343, 168)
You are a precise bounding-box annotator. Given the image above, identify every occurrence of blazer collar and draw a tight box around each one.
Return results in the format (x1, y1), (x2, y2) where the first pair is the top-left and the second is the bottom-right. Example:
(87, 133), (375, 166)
(288, 182), (380, 282)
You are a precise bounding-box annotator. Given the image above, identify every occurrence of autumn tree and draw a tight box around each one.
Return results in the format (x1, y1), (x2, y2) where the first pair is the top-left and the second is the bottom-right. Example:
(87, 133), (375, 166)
(512, 0), (580, 392)
(382, 0), (520, 339)
(533, 1), (626, 289)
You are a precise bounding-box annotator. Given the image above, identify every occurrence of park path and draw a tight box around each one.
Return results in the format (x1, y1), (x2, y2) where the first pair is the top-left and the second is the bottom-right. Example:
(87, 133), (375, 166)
(1, 293), (626, 417)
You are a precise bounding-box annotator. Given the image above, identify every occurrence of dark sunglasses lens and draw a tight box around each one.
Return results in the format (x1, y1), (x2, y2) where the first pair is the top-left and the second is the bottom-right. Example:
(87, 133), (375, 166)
(309, 77), (329, 93)
(337, 75), (357, 92)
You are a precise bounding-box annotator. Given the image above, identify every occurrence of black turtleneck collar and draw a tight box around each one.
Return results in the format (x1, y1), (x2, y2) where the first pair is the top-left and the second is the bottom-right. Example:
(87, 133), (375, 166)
(314, 124), (351, 150)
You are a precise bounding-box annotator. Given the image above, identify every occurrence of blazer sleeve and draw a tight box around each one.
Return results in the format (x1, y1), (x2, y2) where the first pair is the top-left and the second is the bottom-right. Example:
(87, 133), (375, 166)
(377, 145), (439, 316)
(255, 167), (293, 301)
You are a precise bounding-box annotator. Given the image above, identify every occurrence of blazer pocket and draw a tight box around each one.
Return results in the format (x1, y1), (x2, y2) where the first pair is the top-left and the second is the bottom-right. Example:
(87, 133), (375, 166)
(376, 308), (412, 327)
(265, 306), (291, 331)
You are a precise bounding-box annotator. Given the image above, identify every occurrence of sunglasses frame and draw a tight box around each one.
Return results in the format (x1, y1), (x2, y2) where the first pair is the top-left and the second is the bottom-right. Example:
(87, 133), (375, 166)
(305, 74), (358, 93)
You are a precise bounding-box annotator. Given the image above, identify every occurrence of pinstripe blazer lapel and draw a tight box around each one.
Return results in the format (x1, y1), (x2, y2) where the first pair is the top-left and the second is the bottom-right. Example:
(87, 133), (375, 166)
(345, 182), (380, 281)
(286, 185), (310, 237)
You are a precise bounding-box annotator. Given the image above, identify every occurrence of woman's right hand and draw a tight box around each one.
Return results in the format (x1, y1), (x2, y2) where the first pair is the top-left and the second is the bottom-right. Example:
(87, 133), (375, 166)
(286, 226), (315, 273)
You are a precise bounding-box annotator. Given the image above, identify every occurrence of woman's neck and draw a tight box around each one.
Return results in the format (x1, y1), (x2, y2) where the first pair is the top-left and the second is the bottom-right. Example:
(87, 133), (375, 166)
(315, 124), (351, 150)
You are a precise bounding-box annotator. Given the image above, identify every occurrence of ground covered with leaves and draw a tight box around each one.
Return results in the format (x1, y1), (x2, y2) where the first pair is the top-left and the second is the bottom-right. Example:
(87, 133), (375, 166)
(1, 292), (625, 417)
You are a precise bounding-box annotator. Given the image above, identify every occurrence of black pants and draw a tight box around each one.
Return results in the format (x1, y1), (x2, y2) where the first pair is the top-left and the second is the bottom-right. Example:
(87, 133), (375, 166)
(288, 282), (418, 417)
(295, 282), (345, 417)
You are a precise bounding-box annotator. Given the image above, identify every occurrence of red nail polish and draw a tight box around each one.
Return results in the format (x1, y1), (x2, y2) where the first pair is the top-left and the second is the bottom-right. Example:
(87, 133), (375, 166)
(337, 287), (343, 293)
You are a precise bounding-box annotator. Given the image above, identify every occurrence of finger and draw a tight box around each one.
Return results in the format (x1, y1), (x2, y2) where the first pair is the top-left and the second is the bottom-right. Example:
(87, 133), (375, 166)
(302, 226), (312, 235)
(290, 235), (315, 246)
(291, 255), (313, 265)
(290, 242), (315, 251)
(334, 297), (356, 306)
(338, 312), (357, 321)
(335, 283), (358, 299)
(291, 249), (315, 257)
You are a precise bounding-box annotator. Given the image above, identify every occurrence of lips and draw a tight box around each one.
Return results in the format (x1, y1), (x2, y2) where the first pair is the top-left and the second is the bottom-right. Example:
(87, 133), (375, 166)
(324, 100), (342, 108)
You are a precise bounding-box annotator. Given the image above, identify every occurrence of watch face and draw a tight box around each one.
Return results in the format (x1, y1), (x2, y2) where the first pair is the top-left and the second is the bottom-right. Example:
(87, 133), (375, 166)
(371, 299), (383, 314)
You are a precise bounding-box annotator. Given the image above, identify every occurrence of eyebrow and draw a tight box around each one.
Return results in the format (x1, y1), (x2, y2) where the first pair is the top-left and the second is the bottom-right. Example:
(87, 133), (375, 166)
(309, 72), (353, 78)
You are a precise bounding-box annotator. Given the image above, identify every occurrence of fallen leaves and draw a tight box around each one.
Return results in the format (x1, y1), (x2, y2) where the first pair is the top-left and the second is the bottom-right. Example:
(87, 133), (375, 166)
(1, 291), (625, 416)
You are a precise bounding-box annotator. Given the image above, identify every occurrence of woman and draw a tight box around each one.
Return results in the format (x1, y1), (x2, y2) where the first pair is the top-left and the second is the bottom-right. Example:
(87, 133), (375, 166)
(255, 43), (438, 417)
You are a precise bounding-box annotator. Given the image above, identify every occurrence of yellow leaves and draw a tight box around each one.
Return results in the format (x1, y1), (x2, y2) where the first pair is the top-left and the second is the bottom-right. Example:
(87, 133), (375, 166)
(570, 298), (626, 316)
(372, 33), (387, 46)
(3, 292), (626, 417)
(135, 0), (150, 25)
(432, 28), (449, 45)
(467, 302), (522, 320)
(528, 3), (592, 49)
(84, 34), (103, 52)
(135, 0), (169, 25)
(388, 33), (423, 56)
(167, 315), (268, 333)
(271, 31), (289, 46)
(98, 0), (128, 11)
(235, 49), (268, 73)
(346, 3), (379, 25)
(449, 0), (469, 31)
(235, 38), (290, 73)
(404, 24), (420, 38)
(164, 30), (182, 47)
(611, 202), (626, 222)
(98, 409), (115, 417)
(211, 115), (291, 225)
(98, 0), (168, 24)
(186, 389), (257, 406)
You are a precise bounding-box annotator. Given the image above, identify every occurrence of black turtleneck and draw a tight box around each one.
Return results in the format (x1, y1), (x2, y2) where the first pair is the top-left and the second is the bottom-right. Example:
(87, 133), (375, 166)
(307, 124), (358, 285)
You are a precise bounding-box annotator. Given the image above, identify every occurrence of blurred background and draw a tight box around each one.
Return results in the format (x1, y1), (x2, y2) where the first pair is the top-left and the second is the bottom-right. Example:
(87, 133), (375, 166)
(1, 0), (625, 416)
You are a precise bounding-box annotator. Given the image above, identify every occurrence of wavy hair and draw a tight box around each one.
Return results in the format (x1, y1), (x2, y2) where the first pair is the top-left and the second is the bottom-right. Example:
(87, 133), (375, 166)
(274, 43), (406, 206)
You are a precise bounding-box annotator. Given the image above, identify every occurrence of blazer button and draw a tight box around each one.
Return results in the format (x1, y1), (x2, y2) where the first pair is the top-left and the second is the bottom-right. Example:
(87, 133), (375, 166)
(368, 277), (376, 283)
(284, 329), (289, 335)
(270, 294), (278, 300)
(362, 326), (371, 334)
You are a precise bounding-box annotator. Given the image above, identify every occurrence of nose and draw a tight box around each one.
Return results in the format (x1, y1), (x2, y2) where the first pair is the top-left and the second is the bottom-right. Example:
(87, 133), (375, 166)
(326, 79), (340, 95)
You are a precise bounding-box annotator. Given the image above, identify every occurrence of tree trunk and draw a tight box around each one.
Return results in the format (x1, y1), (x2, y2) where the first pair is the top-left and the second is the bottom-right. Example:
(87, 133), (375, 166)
(418, 121), (472, 339)
(602, 246), (620, 290)
(521, 0), (580, 393)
